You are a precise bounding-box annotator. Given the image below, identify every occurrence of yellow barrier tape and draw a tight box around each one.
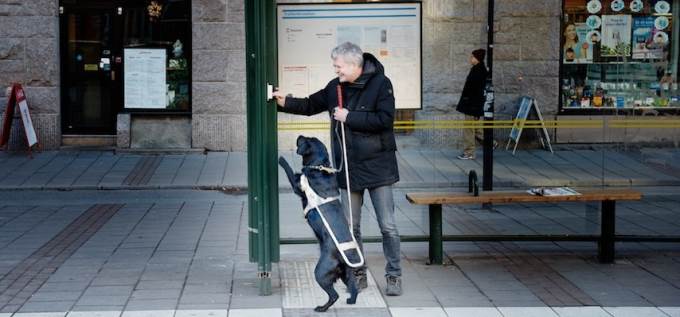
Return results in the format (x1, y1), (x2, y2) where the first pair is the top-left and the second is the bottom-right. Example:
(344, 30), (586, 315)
(277, 119), (680, 131)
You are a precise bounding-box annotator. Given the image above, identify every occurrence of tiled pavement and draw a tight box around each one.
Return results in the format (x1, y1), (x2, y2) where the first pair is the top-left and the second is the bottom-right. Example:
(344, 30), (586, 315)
(0, 146), (679, 316)
(0, 188), (678, 316)
(0, 147), (679, 190)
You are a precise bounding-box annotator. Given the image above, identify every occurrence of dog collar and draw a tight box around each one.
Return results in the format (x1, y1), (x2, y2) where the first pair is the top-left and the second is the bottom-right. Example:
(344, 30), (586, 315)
(303, 165), (339, 174)
(300, 175), (340, 216)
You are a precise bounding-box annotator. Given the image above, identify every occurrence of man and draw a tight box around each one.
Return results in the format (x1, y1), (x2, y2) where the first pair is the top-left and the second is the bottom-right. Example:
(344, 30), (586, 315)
(456, 48), (489, 160)
(273, 42), (402, 296)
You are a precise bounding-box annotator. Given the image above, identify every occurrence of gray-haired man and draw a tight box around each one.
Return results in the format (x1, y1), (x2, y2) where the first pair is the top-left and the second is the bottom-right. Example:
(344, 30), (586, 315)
(273, 42), (402, 296)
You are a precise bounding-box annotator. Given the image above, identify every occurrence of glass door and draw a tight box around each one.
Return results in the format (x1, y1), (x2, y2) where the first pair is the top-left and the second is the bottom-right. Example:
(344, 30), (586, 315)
(60, 2), (122, 134)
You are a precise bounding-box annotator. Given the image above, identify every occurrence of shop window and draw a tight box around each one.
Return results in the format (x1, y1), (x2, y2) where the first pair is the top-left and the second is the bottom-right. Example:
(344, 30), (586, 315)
(123, 0), (191, 112)
(561, 0), (680, 112)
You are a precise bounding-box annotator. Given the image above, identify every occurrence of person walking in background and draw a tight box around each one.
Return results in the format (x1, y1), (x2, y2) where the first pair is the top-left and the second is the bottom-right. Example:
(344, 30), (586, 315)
(456, 48), (489, 160)
(272, 42), (403, 296)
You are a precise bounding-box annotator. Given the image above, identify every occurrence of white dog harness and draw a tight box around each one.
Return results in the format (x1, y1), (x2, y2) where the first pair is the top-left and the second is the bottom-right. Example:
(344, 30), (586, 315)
(300, 174), (365, 268)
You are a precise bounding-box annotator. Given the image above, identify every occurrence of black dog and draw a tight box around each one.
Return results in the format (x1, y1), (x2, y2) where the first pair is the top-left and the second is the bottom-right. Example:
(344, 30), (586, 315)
(279, 136), (362, 312)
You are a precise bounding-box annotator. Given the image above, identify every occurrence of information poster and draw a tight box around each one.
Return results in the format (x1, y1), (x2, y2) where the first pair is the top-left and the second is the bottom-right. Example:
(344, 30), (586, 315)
(277, 3), (422, 110)
(632, 17), (665, 59)
(124, 48), (167, 109)
(601, 15), (632, 57)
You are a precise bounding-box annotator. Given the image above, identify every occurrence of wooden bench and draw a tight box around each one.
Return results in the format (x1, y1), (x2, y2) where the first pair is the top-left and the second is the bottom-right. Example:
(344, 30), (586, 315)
(406, 189), (642, 264)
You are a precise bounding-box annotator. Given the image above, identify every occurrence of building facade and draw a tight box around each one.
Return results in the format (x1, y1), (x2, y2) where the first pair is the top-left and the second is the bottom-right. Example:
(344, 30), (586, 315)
(1, 0), (678, 151)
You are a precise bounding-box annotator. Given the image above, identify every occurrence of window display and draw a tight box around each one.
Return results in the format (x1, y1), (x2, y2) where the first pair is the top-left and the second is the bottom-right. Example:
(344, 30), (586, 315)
(123, 0), (191, 111)
(561, 0), (680, 111)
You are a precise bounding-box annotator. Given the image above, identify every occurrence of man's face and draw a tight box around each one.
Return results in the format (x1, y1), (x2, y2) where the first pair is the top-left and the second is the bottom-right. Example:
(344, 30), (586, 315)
(333, 56), (361, 83)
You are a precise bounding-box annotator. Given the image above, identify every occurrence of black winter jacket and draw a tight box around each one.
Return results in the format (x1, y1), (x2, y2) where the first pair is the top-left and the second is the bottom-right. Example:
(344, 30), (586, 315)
(280, 53), (399, 191)
(456, 62), (488, 117)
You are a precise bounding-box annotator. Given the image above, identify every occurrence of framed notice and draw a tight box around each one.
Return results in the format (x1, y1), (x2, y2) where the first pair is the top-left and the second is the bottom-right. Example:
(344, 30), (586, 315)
(277, 2), (422, 110)
(124, 48), (167, 109)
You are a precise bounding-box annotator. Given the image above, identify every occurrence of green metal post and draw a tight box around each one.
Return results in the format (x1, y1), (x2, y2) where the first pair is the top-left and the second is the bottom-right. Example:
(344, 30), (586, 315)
(245, 0), (278, 296)
(265, 0), (280, 264)
(245, 0), (257, 265)
(429, 204), (443, 265)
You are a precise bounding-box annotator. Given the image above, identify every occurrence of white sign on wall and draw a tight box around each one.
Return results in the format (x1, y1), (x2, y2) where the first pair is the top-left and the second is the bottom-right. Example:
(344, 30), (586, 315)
(124, 48), (167, 109)
(277, 2), (422, 110)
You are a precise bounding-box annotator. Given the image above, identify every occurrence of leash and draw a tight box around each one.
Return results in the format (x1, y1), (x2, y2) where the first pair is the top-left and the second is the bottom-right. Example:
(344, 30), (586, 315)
(336, 85), (354, 235)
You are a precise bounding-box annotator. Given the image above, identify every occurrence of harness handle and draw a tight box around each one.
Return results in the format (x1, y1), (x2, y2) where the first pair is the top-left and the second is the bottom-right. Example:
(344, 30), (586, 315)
(337, 85), (343, 110)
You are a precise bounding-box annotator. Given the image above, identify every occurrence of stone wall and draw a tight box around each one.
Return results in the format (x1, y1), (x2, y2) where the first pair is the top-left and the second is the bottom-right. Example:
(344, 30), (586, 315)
(415, 0), (561, 148)
(0, 0), (61, 150)
(191, 0), (247, 151)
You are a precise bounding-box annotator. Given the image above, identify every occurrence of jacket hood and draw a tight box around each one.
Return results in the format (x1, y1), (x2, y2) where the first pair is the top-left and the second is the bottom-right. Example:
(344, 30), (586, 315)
(348, 53), (384, 89)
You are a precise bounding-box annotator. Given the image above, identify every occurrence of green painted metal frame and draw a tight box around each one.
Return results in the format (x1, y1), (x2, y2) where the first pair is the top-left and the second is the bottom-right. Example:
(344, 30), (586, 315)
(245, 0), (278, 296)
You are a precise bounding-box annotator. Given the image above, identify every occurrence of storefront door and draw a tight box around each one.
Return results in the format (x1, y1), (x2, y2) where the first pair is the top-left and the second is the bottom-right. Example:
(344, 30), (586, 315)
(60, 1), (122, 134)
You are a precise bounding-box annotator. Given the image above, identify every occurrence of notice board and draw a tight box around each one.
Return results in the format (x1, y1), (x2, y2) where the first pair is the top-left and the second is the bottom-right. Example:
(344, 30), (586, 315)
(124, 48), (167, 109)
(277, 2), (422, 110)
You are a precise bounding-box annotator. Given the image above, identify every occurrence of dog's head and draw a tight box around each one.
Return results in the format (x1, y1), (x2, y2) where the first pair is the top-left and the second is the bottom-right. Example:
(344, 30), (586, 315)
(297, 136), (332, 168)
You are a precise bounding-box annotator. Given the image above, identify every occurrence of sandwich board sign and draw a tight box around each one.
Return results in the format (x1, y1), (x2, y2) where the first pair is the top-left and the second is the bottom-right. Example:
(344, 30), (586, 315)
(1, 83), (39, 155)
(506, 96), (553, 155)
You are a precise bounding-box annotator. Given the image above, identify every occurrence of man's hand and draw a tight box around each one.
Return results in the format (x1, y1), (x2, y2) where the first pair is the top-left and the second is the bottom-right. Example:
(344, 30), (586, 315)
(333, 107), (349, 122)
(272, 90), (286, 107)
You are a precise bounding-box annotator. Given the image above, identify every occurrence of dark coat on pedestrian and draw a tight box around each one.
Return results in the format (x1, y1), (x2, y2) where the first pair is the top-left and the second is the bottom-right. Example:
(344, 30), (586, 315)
(456, 62), (489, 117)
(279, 53), (399, 191)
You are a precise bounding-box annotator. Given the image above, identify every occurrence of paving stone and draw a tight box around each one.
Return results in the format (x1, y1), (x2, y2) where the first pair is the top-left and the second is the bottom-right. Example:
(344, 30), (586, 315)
(497, 307), (559, 317)
(17, 300), (73, 313)
(659, 307), (680, 317)
(12, 313), (67, 317)
(120, 311), (174, 317)
(70, 306), (124, 312)
(173, 310), (228, 317)
(227, 309), (282, 317)
(444, 307), (503, 317)
(389, 307), (447, 317)
(66, 312), (122, 317)
(552, 307), (613, 317)
(124, 299), (177, 311)
(603, 307), (670, 317)
(28, 291), (82, 301)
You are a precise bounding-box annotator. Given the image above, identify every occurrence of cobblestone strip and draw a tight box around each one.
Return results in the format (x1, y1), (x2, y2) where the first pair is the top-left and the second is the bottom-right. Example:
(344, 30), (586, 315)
(0, 204), (123, 313)
(477, 242), (599, 307)
(123, 156), (162, 186)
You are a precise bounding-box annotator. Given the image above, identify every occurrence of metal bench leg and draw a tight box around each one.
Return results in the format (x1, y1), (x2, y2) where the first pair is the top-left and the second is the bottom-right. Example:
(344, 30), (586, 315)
(429, 204), (443, 265)
(598, 200), (616, 263)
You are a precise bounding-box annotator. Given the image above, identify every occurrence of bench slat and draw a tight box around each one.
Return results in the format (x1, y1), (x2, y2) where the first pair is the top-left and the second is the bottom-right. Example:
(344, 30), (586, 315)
(406, 189), (642, 205)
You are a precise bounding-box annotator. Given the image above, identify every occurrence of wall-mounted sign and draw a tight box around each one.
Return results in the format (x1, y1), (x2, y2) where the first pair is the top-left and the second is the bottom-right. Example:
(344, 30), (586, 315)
(277, 2), (422, 110)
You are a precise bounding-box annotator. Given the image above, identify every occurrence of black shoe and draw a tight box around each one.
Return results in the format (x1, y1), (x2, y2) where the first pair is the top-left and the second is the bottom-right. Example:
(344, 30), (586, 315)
(385, 275), (402, 296)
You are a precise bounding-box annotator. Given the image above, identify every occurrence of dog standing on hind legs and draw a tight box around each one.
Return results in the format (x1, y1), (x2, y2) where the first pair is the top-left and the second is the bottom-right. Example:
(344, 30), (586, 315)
(279, 136), (364, 312)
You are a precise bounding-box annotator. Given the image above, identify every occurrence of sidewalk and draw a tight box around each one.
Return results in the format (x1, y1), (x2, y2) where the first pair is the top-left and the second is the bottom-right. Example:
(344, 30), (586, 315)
(0, 147), (679, 317)
(0, 188), (678, 317)
(1, 147), (679, 190)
